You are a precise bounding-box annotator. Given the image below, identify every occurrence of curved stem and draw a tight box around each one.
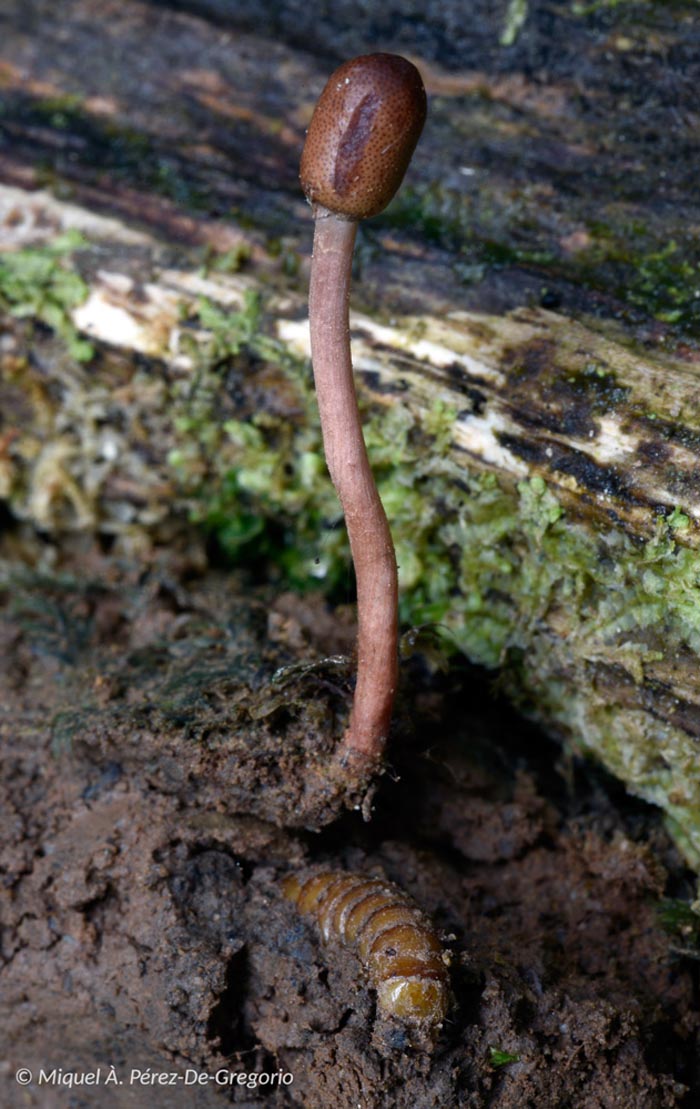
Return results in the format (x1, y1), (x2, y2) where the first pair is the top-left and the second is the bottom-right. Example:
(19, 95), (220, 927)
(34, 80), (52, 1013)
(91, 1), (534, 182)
(309, 211), (399, 761)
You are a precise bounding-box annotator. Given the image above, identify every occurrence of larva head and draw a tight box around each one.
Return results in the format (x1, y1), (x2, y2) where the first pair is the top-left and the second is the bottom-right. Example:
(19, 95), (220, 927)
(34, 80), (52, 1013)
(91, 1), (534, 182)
(300, 53), (427, 221)
(376, 975), (449, 1026)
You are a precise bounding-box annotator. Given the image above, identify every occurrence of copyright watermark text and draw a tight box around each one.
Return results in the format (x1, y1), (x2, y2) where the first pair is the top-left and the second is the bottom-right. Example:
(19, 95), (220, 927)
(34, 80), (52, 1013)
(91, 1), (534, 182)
(15, 1066), (294, 1090)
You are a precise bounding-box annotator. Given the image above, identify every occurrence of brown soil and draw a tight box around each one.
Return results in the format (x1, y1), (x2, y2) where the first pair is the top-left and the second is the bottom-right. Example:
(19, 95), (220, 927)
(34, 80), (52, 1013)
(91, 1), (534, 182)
(1, 544), (698, 1107)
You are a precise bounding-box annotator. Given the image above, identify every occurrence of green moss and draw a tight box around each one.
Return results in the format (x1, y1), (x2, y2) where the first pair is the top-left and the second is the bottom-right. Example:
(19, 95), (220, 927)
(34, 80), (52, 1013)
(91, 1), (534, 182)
(386, 183), (555, 279)
(167, 290), (348, 588)
(198, 243), (252, 276)
(0, 230), (93, 360)
(577, 226), (700, 330)
(167, 300), (700, 866)
(166, 294), (699, 679)
(170, 301), (685, 677)
(384, 180), (700, 336)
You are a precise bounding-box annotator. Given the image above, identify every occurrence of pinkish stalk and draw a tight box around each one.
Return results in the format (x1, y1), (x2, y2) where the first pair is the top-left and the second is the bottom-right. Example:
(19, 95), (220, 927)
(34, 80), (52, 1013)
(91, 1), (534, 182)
(309, 211), (399, 762)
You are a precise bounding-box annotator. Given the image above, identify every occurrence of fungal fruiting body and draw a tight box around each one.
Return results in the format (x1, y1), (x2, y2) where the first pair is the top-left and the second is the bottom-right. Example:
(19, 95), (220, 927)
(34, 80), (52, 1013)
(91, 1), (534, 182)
(300, 53), (427, 221)
(301, 55), (427, 769)
(283, 869), (449, 1028)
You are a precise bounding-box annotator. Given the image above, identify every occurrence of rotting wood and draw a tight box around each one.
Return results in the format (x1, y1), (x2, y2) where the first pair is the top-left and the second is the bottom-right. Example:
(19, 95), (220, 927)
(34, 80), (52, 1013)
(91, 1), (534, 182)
(5, 181), (700, 544)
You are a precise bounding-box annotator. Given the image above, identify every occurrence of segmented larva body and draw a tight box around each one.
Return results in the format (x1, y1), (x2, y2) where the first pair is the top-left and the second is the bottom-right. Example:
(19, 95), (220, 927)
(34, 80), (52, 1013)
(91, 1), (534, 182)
(283, 870), (449, 1027)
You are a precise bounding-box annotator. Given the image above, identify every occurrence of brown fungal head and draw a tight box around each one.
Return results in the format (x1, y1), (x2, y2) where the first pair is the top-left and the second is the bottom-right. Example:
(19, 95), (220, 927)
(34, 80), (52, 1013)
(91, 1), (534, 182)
(300, 53), (427, 220)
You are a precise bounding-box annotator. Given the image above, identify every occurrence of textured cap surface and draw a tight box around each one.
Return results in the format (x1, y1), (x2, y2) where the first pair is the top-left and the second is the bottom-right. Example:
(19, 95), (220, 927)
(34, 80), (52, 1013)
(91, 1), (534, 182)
(300, 53), (427, 221)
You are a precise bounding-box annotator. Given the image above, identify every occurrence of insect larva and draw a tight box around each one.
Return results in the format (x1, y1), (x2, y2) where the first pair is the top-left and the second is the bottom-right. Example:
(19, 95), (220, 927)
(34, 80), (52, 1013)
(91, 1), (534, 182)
(282, 869), (450, 1028)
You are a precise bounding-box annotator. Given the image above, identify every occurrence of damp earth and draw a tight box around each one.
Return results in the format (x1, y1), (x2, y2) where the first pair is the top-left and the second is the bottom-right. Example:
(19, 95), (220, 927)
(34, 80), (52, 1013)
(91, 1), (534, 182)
(1, 545), (698, 1108)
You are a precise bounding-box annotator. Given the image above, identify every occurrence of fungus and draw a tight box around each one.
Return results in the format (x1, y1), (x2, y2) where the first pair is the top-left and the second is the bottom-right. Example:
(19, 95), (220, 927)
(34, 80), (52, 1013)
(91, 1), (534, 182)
(301, 54), (426, 776)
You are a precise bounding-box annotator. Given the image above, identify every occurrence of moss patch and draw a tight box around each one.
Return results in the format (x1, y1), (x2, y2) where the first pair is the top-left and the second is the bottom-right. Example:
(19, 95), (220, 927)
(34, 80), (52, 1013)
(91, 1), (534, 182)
(386, 181), (700, 335)
(166, 299), (700, 866)
(0, 230), (93, 361)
